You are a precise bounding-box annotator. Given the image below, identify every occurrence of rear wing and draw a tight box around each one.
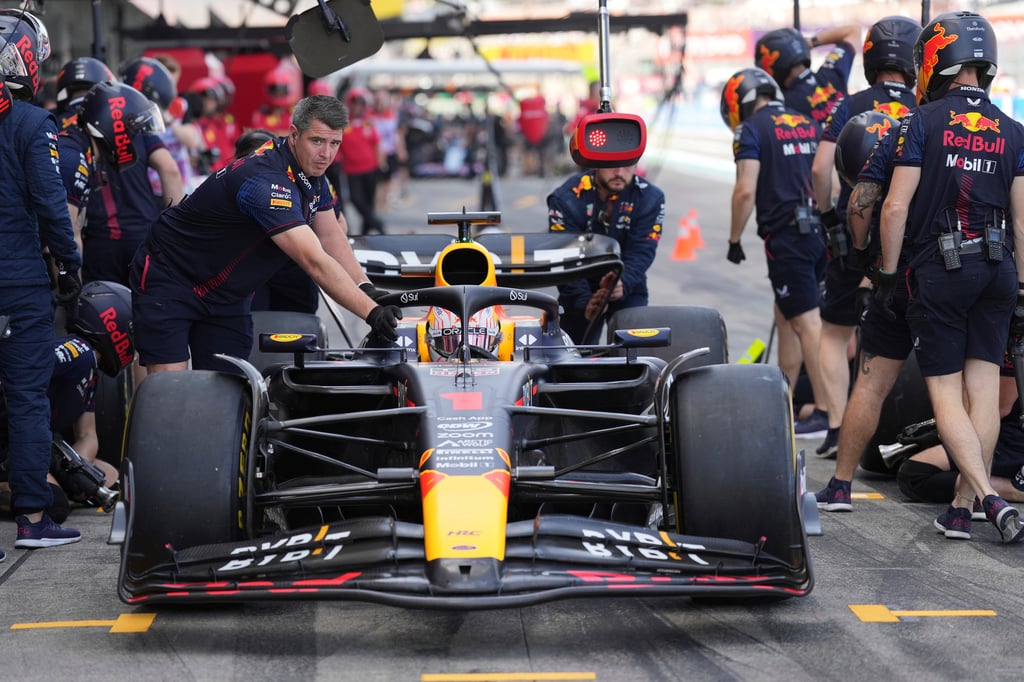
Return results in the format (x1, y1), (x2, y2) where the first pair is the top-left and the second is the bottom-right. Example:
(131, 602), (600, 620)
(352, 233), (623, 290)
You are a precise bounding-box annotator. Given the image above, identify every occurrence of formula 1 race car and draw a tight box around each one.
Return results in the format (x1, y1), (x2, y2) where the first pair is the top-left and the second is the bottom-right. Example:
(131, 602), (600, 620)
(111, 209), (816, 607)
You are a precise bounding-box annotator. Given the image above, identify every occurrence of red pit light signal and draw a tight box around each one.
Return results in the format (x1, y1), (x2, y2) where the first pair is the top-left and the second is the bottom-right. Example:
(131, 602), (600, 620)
(569, 112), (647, 168)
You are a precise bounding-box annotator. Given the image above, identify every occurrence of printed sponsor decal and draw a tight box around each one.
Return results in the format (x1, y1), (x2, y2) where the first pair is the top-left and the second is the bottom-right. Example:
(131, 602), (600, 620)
(269, 333), (303, 342)
(626, 329), (659, 338)
(270, 198), (293, 208)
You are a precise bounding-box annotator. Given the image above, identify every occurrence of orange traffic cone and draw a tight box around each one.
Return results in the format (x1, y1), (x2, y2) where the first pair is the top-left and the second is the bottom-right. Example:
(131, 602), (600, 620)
(671, 209), (705, 261)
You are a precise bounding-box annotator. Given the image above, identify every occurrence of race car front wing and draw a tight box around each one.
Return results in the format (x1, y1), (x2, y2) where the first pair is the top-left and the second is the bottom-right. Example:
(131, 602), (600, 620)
(119, 514), (813, 607)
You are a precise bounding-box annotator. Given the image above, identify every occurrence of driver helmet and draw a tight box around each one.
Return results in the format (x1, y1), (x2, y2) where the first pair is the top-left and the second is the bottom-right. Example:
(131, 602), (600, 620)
(0, 12), (48, 100)
(55, 57), (115, 112)
(67, 281), (134, 377)
(426, 306), (501, 361)
(78, 81), (166, 167)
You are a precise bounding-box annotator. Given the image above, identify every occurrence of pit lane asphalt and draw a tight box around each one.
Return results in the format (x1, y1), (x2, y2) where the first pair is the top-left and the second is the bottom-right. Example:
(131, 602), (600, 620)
(2, 126), (1022, 681)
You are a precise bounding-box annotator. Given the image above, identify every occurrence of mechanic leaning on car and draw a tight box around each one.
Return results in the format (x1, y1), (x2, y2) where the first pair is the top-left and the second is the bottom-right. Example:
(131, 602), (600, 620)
(547, 163), (665, 345)
(0, 10), (85, 556)
(877, 11), (1024, 543)
(129, 94), (401, 375)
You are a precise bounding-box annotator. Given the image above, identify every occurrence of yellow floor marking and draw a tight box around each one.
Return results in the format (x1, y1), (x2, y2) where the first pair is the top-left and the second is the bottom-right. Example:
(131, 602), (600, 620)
(11, 612), (156, 633)
(850, 604), (996, 623)
(422, 673), (596, 681)
(851, 492), (885, 500)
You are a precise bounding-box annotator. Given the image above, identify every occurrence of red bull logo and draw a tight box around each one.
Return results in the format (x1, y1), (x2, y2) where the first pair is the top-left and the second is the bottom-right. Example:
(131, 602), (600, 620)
(129, 63), (153, 95)
(15, 34), (39, 94)
(865, 118), (893, 138)
(107, 96), (137, 166)
(807, 83), (837, 109)
(873, 100), (911, 119)
(918, 23), (958, 99)
(758, 46), (780, 76)
(772, 113), (815, 141)
(949, 110), (1000, 133)
(772, 113), (810, 128)
(723, 74), (743, 129)
(99, 306), (133, 370)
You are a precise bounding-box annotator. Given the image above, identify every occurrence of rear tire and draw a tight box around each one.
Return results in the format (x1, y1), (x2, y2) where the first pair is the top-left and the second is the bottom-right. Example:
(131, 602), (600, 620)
(122, 371), (252, 573)
(607, 305), (728, 366)
(670, 363), (805, 570)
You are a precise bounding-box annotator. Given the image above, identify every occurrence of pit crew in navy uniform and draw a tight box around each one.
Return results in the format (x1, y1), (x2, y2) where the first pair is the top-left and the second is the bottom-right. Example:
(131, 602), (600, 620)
(878, 11), (1024, 543)
(815, 114), (916, 511)
(0, 12), (84, 551)
(547, 164), (665, 345)
(755, 23), (859, 128)
(130, 95), (400, 375)
(79, 80), (183, 286)
(721, 67), (827, 422)
(809, 16), (919, 458)
(53, 56), (114, 133)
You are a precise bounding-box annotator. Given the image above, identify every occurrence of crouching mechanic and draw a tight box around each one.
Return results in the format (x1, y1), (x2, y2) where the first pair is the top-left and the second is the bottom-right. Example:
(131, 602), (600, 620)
(130, 95), (401, 374)
(1, 281), (133, 516)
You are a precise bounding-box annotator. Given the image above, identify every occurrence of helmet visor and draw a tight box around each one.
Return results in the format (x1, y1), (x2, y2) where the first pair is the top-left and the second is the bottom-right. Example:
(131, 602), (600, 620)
(127, 99), (166, 137)
(0, 41), (26, 79)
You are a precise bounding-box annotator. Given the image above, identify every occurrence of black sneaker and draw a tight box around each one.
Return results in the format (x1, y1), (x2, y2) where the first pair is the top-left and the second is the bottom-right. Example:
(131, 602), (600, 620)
(794, 409), (828, 440)
(815, 476), (852, 512)
(815, 428), (839, 459)
(982, 495), (1024, 544)
(14, 514), (81, 549)
(0, 547), (5, 563)
(972, 497), (986, 522)
(934, 506), (971, 540)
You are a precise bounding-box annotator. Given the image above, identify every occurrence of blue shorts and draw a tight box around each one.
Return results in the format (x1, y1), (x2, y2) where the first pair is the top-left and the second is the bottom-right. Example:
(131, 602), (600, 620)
(906, 255), (1016, 377)
(820, 257), (867, 326)
(763, 225), (826, 320)
(130, 246), (253, 372)
(860, 271), (914, 361)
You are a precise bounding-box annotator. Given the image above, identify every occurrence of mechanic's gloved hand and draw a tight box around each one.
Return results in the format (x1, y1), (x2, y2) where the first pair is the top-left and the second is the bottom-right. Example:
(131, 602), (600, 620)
(359, 281), (390, 302)
(855, 286), (873, 320)
(585, 288), (610, 321)
(727, 240), (745, 265)
(1011, 293), (1024, 336)
(852, 247), (875, 276)
(365, 304), (402, 341)
(55, 264), (82, 305)
(873, 270), (899, 321)
(820, 208), (841, 229)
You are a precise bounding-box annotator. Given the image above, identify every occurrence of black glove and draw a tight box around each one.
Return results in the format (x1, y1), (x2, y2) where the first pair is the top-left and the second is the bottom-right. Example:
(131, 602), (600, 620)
(852, 247), (875, 276)
(855, 286), (873, 320)
(55, 263), (82, 305)
(1011, 293), (1024, 337)
(727, 240), (746, 264)
(820, 208), (841, 229)
(873, 270), (899, 321)
(359, 281), (390, 302)
(365, 304), (402, 341)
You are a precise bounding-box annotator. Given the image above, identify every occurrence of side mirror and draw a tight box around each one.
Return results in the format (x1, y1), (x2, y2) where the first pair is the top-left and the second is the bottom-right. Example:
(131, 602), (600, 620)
(569, 112), (647, 168)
